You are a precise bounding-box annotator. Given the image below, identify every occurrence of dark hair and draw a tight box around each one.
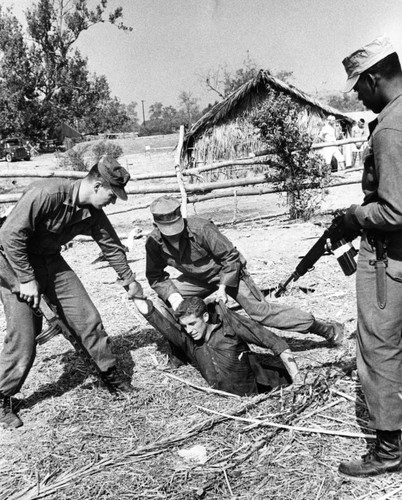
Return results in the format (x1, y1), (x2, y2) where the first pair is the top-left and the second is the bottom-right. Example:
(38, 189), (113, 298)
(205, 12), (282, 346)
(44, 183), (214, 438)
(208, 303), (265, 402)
(363, 52), (401, 79)
(176, 296), (207, 319)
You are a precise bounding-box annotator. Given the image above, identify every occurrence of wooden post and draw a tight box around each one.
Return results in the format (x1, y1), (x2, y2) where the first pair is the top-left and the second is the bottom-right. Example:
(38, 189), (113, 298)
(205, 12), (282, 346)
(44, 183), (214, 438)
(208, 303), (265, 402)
(175, 125), (187, 217)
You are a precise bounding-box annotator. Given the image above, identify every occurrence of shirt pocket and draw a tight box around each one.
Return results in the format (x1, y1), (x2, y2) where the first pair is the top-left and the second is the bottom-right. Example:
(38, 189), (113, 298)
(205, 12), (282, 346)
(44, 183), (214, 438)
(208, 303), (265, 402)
(188, 245), (211, 269)
(44, 217), (65, 234)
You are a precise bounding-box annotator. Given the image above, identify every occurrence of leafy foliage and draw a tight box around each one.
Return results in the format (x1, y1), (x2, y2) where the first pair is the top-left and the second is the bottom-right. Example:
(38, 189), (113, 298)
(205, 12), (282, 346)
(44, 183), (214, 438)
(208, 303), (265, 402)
(58, 140), (123, 171)
(140, 93), (202, 136)
(0, 1), (136, 141)
(91, 140), (123, 162)
(251, 92), (330, 220)
(322, 92), (365, 112)
(204, 51), (294, 99)
(58, 143), (91, 171)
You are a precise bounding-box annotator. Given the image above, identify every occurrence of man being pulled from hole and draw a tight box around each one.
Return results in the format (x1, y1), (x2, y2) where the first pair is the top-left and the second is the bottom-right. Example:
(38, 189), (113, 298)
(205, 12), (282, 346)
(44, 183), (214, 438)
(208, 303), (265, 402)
(154, 296), (293, 396)
(0, 155), (144, 429)
(145, 196), (344, 377)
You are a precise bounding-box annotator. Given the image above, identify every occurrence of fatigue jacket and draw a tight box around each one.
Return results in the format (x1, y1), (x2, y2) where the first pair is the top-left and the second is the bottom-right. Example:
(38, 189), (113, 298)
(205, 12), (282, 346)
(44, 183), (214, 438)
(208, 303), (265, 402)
(145, 216), (244, 301)
(0, 178), (135, 285)
(353, 93), (402, 277)
(146, 302), (289, 396)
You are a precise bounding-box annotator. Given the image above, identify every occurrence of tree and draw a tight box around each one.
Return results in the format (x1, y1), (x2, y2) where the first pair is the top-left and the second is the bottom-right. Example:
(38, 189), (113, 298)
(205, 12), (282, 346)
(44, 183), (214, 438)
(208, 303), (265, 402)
(251, 93), (330, 220)
(204, 51), (295, 99)
(0, 1), (132, 140)
(0, 7), (38, 138)
(148, 102), (164, 121)
(322, 92), (365, 112)
(204, 51), (259, 99)
(178, 91), (200, 126)
(142, 102), (181, 136)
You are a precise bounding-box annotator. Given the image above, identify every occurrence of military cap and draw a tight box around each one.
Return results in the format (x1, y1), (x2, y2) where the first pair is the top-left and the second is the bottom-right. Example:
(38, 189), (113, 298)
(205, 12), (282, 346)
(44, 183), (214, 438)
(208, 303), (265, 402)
(98, 155), (130, 201)
(342, 35), (395, 93)
(150, 196), (185, 236)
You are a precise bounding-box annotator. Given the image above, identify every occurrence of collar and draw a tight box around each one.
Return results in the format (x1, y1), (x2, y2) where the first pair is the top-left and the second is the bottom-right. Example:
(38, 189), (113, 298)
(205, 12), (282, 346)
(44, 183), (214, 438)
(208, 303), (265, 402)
(377, 93), (402, 125)
(63, 180), (82, 208)
(204, 321), (221, 343)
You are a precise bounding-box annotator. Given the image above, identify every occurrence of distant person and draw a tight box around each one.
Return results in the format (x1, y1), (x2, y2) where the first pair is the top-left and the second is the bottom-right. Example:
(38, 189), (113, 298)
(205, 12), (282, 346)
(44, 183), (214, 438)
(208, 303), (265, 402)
(0, 155), (143, 429)
(142, 296), (293, 395)
(351, 118), (368, 167)
(338, 35), (402, 478)
(145, 196), (344, 374)
(318, 115), (345, 170)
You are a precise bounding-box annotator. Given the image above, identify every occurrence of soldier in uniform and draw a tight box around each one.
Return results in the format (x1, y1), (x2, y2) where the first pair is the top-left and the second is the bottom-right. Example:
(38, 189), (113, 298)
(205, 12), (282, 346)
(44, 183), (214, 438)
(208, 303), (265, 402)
(339, 36), (402, 477)
(0, 156), (143, 429)
(145, 196), (344, 377)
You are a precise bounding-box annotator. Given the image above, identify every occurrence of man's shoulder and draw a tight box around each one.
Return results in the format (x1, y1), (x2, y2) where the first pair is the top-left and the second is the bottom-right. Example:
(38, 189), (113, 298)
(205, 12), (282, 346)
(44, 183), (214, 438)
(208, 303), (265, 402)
(376, 95), (402, 133)
(146, 225), (162, 244)
(27, 178), (72, 197)
(186, 216), (215, 231)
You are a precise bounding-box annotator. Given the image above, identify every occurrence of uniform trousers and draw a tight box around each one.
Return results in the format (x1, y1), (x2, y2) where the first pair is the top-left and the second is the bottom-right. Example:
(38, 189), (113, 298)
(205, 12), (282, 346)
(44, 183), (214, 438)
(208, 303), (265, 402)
(0, 253), (116, 396)
(356, 236), (402, 430)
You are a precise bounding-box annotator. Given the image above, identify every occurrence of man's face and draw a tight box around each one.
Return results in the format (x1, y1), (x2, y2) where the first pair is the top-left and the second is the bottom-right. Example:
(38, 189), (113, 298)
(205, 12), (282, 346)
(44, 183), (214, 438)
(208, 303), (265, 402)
(163, 231), (182, 244)
(179, 312), (209, 341)
(92, 183), (117, 209)
(353, 74), (383, 113)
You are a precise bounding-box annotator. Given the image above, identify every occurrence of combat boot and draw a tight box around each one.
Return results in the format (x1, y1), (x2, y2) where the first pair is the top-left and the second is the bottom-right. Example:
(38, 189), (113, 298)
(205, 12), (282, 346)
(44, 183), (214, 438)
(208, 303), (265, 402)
(309, 319), (344, 346)
(339, 430), (402, 477)
(0, 394), (23, 429)
(103, 368), (136, 394)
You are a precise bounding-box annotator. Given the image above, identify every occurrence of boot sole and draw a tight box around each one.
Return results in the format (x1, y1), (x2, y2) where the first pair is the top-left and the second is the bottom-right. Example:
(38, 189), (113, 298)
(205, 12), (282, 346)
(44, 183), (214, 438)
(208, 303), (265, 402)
(338, 467), (402, 480)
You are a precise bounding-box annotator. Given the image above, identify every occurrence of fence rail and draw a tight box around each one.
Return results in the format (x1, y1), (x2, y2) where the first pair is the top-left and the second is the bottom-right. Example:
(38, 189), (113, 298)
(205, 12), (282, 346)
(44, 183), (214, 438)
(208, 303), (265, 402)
(0, 137), (364, 206)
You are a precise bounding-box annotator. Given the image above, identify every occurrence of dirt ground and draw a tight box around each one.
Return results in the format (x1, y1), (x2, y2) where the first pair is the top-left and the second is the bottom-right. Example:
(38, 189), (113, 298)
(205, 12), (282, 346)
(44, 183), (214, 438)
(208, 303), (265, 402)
(1, 150), (396, 500)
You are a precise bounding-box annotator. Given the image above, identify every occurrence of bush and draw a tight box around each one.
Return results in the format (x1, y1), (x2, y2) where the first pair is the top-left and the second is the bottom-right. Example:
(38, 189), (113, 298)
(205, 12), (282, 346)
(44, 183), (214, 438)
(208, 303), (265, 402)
(57, 143), (91, 171)
(251, 92), (330, 220)
(91, 140), (123, 162)
(57, 140), (123, 171)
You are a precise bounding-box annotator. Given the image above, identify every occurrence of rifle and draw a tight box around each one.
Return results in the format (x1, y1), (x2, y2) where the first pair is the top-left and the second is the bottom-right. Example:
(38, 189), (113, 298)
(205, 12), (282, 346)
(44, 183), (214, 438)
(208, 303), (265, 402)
(275, 213), (360, 297)
(0, 251), (116, 393)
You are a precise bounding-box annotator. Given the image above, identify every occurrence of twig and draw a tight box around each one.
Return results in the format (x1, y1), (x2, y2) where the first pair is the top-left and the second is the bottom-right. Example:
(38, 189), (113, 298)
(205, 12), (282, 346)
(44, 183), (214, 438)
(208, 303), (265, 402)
(330, 388), (366, 406)
(196, 405), (375, 439)
(315, 478), (325, 500)
(294, 398), (343, 423)
(223, 469), (233, 496)
(163, 372), (241, 399)
(356, 485), (402, 500)
(8, 392), (274, 500)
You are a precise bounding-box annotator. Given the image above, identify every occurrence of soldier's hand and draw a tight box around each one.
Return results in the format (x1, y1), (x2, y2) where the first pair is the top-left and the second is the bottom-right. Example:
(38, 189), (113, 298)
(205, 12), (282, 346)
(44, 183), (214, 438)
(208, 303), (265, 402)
(126, 280), (144, 300)
(19, 279), (40, 309)
(215, 284), (228, 304)
(168, 292), (184, 311)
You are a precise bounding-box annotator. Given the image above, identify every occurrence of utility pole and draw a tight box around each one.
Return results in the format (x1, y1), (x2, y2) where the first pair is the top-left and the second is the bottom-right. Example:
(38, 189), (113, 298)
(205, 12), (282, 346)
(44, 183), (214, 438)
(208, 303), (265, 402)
(141, 100), (146, 126)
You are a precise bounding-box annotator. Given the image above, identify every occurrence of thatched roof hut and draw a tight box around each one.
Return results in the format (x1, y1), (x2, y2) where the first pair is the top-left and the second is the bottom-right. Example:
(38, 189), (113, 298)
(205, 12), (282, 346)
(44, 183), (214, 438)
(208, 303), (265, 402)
(183, 69), (354, 166)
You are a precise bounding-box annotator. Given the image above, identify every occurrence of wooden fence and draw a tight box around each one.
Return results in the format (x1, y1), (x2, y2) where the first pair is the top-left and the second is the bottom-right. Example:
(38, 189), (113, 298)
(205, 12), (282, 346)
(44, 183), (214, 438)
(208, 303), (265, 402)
(0, 133), (364, 208)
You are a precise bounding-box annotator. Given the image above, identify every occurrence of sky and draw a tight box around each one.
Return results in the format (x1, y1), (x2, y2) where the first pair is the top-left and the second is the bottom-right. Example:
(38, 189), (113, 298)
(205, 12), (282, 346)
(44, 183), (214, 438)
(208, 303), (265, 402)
(2, 0), (402, 118)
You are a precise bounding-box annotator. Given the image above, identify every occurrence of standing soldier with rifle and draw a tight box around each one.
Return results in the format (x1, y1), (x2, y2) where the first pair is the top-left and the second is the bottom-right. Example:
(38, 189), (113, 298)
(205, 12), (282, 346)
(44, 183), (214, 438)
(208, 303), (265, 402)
(0, 155), (144, 429)
(337, 36), (402, 478)
(145, 196), (344, 378)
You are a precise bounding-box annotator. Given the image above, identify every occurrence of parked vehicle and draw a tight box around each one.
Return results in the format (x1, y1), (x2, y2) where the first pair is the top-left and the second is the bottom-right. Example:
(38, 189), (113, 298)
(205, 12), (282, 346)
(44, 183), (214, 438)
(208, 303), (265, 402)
(0, 137), (31, 162)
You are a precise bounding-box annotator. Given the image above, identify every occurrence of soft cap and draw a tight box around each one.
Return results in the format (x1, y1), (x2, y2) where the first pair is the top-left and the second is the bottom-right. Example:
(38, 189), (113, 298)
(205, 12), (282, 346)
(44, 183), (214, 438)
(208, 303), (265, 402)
(342, 36), (395, 92)
(150, 196), (185, 236)
(98, 155), (130, 200)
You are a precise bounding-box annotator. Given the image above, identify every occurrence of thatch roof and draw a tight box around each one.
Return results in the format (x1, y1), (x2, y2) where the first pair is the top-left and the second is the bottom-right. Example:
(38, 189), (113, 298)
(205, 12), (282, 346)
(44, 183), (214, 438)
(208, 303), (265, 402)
(185, 69), (354, 146)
